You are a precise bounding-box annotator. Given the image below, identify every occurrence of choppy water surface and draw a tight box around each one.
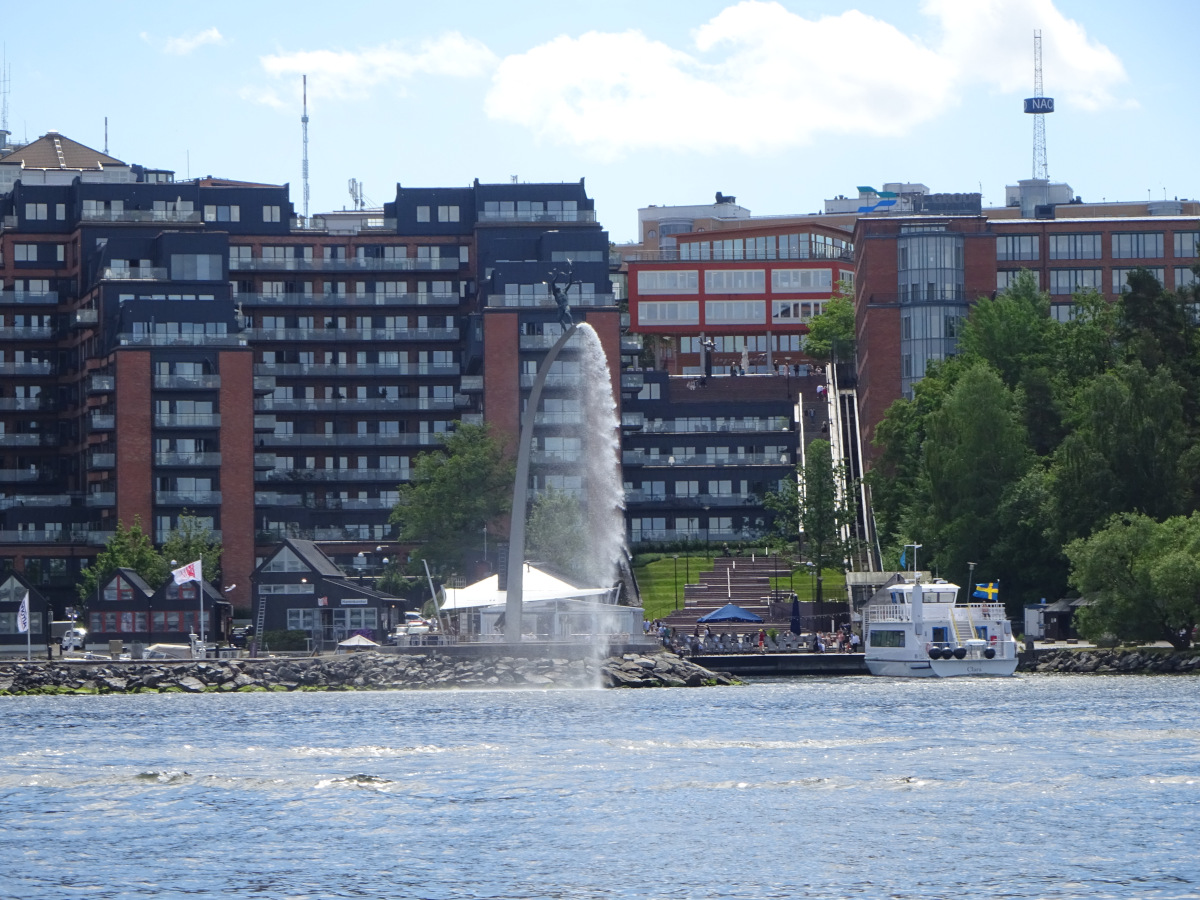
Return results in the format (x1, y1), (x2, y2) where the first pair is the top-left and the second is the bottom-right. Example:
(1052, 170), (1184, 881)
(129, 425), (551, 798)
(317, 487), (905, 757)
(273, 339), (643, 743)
(2, 676), (1199, 899)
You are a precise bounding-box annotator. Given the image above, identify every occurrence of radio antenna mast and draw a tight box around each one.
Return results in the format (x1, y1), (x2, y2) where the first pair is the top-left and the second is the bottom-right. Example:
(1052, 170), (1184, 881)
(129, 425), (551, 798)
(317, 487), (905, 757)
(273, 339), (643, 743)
(0, 45), (10, 135)
(301, 75), (310, 220)
(1031, 30), (1048, 180)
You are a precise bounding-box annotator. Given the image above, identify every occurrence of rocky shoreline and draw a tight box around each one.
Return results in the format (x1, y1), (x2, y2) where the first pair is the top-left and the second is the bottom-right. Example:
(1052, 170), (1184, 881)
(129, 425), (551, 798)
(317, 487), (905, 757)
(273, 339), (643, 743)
(1024, 647), (1200, 674)
(0, 651), (739, 695)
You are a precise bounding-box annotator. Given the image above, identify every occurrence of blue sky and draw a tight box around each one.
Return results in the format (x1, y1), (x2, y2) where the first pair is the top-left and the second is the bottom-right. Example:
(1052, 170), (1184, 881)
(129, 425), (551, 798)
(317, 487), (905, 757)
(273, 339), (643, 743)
(4, 1), (1195, 242)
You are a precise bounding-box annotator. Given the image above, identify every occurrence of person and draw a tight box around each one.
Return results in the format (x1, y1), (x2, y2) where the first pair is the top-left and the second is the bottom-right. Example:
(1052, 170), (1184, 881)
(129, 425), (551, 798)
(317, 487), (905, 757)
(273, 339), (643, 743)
(757, 628), (766, 653)
(850, 631), (860, 653)
(814, 634), (825, 653)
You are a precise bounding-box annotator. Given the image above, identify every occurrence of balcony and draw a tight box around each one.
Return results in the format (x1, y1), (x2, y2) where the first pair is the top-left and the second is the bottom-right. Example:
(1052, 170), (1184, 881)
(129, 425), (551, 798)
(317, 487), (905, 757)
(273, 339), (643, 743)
(0, 361), (53, 375)
(531, 450), (582, 465)
(0, 433), (59, 447)
(90, 452), (115, 468)
(259, 467), (408, 483)
(621, 412), (645, 430)
(534, 412), (583, 426)
(0, 469), (44, 483)
(101, 267), (169, 281)
(229, 256), (460, 272)
(477, 209), (596, 224)
(90, 413), (115, 430)
(254, 415), (276, 431)
(153, 374), (221, 389)
(253, 376), (276, 393)
(254, 493), (395, 511)
(621, 335), (643, 354)
(624, 490), (669, 504)
(640, 418), (793, 435)
(254, 453), (276, 469)
(0, 291), (58, 305)
(86, 492), (116, 507)
(153, 413), (221, 428)
(621, 451), (791, 467)
(519, 373), (582, 389)
(89, 375), (115, 393)
(0, 397), (55, 411)
(289, 215), (397, 233)
(0, 326), (53, 340)
(460, 414), (484, 426)
(72, 309), (99, 327)
(260, 433), (445, 448)
(487, 293), (615, 308)
(236, 291), (461, 307)
(459, 375), (483, 392)
(255, 363), (460, 378)
(0, 529), (74, 544)
(154, 452), (222, 466)
(258, 397), (453, 412)
(243, 327), (459, 342)
(155, 491), (222, 505)
(621, 373), (645, 391)
(116, 333), (246, 348)
(518, 332), (585, 350)
(81, 209), (203, 224)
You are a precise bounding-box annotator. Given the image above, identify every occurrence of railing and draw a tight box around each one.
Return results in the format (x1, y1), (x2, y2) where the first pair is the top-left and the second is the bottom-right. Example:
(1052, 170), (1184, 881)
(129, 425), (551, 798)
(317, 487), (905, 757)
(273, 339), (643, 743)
(154, 452), (222, 466)
(640, 419), (792, 434)
(86, 492), (116, 507)
(253, 376), (276, 392)
(260, 433), (445, 447)
(0, 434), (58, 446)
(289, 216), (397, 232)
(258, 397), (454, 412)
(117, 333), (246, 347)
(531, 450), (582, 465)
(253, 494), (394, 510)
(0, 528), (116, 545)
(90, 453), (115, 468)
(0, 326), (53, 339)
(622, 451), (791, 467)
(487, 293), (615, 308)
(153, 374), (221, 389)
(101, 267), (169, 280)
(621, 373), (645, 390)
(254, 453), (276, 468)
(0, 494), (71, 509)
(518, 333), (584, 350)
(254, 415), (276, 430)
(623, 247), (854, 262)
(0, 397), (55, 411)
(0, 469), (45, 483)
(256, 527), (388, 542)
(236, 291), (460, 307)
(621, 336), (644, 353)
(477, 209), (596, 224)
(242, 327), (459, 342)
(89, 375), (115, 392)
(534, 412), (583, 426)
(153, 413), (221, 428)
(255, 363), (460, 378)
(459, 375), (483, 392)
(90, 414), (115, 430)
(81, 209), (203, 223)
(259, 467), (409, 483)
(630, 527), (765, 544)
(0, 291), (58, 305)
(519, 373), (582, 388)
(155, 490), (222, 505)
(0, 362), (53, 375)
(229, 257), (459, 272)
(72, 309), (99, 326)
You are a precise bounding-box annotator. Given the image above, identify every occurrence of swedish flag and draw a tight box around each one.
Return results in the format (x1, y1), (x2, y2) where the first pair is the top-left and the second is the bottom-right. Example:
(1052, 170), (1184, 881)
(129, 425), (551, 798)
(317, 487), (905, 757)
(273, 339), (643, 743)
(973, 582), (999, 601)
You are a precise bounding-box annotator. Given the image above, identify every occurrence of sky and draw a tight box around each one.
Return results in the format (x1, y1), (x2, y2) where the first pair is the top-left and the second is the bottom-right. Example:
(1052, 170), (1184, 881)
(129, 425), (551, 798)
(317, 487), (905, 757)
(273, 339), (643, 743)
(4, 0), (1196, 243)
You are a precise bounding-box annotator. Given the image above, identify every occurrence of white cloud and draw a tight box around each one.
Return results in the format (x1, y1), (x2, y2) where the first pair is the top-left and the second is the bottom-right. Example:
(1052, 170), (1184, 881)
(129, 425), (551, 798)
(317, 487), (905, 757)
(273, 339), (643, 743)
(156, 27), (226, 56)
(485, 0), (1129, 158)
(252, 33), (497, 106)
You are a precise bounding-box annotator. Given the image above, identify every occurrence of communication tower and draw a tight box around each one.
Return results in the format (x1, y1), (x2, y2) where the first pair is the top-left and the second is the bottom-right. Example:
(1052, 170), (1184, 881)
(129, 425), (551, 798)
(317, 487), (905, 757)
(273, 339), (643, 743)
(1024, 30), (1054, 180)
(301, 75), (310, 220)
(1, 47), (10, 135)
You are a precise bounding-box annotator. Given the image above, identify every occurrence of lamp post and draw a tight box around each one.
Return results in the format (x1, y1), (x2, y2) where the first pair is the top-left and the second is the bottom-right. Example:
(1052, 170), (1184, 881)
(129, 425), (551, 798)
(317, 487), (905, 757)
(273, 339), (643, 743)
(672, 554), (680, 610)
(967, 561), (977, 598)
(903, 542), (923, 574)
(703, 505), (711, 559)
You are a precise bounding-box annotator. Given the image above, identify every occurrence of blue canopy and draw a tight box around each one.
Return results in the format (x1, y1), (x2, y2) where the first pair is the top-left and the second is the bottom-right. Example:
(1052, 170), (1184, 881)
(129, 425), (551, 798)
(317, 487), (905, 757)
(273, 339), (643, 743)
(697, 603), (764, 624)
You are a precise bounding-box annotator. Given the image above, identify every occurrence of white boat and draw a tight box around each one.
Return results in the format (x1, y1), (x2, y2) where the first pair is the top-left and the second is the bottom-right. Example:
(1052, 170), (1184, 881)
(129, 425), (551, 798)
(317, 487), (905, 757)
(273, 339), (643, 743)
(863, 578), (1019, 677)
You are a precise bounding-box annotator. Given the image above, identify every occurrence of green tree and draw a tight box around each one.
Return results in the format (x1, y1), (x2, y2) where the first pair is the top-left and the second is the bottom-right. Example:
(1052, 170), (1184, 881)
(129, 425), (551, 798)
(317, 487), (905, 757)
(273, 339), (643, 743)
(958, 269), (1054, 390)
(160, 514), (222, 587)
(389, 423), (515, 573)
(78, 517), (167, 607)
(1067, 512), (1200, 650)
(525, 487), (589, 583)
(803, 281), (855, 362)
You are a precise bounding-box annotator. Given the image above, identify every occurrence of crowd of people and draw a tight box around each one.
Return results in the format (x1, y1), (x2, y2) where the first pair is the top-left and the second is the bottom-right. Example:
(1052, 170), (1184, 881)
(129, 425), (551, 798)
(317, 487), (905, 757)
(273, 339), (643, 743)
(643, 620), (860, 656)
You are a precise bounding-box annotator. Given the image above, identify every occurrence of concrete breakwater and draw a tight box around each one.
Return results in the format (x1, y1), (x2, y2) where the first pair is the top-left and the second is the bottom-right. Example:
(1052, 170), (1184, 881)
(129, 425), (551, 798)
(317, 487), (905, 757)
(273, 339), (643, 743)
(1025, 647), (1200, 674)
(0, 651), (739, 695)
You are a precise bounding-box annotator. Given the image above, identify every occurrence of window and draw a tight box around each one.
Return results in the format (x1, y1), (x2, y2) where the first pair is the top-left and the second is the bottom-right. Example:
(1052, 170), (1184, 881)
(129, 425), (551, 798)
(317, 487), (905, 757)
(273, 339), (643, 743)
(437, 205), (460, 222)
(1048, 233), (1102, 260)
(416, 206), (430, 223)
(55, 203), (66, 220)
(1174, 267), (1197, 289)
(704, 270), (766, 293)
(25, 203), (48, 220)
(203, 205), (240, 223)
(1112, 232), (1163, 259)
(170, 254), (223, 280)
(636, 270), (699, 294)
(705, 300), (765, 323)
(1174, 232), (1199, 259)
(1049, 268), (1103, 295)
(1112, 267), (1165, 293)
(638, 301), (699, 324)
(262, 205), (282, 223)
(997, 270), (1040, 290)
(869, 629), (906, 648)
(772, 269), (833, 291)
(14, 244), (36, 262)
(56, 245), (65, 262)
(997, 235), (1039, 261)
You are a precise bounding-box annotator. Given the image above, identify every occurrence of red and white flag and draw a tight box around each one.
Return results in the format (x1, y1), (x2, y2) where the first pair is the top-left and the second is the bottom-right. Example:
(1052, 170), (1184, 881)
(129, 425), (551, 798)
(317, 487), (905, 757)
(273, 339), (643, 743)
(172, 560), (203, 585)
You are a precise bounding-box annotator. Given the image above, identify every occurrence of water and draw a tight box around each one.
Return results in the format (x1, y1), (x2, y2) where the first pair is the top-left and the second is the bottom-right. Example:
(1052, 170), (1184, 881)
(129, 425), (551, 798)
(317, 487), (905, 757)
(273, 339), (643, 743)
(2, 676), (1198, 899)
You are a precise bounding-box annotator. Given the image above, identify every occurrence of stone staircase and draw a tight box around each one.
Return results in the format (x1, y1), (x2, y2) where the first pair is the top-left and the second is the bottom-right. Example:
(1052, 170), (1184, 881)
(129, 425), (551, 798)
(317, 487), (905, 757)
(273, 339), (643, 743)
(658, 557), (794, 634)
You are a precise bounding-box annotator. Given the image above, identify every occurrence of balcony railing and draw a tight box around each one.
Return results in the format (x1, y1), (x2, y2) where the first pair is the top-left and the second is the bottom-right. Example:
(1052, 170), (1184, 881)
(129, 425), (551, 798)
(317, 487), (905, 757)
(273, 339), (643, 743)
(155, 491), (222, 505)
(0, 494), (71, 509)
(255, 363), (460, 378)
(101, 267), (169, 281)
(72, 309), (99, 327)
(89, 375), (115, 393)
(81, 209), (203, 224)
(519, 373), (583, 388)
(487, 293), (615, 308)
(459, 375), (483, 392)
(259, 467), (409, 483)
(0, 362), (53, 375)
(0, 433), (59, 447)
(253, 493), (395, 511)
(622, 451), (791, 467)
(90, 453), (115, 468)
(153, 413), (221, 428)
(260, 433), (445, 447)
(533, 412), (583, 426)
(0, 397), (55, 411)
(117, 333), (246, 348)
(623, 246), (853, 262)
(0, 469), (45, 483)
(518, 332), (585, 350)
(236, 291), (460, 307)
(243, 327), (459, 342)
(90, 414), (115, 430)
(154, 452), (222, 466)
(229, 257), (460, 272)
(639, 418), (792, 434)
(531, 450), (582, 465)
(153, 374), (221, 389)
(254, 453), (276, 468)
(86, 492), (116, 507)
(0, 291), (58, 305)
(258, 397), (454, 412)
(477, 209), (596, 224)
(0, 326), (53, 340)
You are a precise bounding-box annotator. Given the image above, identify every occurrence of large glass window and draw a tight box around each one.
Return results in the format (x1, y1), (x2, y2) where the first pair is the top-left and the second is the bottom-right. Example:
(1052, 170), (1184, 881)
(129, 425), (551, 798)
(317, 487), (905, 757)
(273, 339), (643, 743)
(1049, 269), (1103, 295)
(1112, 267), (1165, 293)
(771, 269), (833, 291)
(637, 270), (699, 294)
(1174, 232), (1199, 259)
(638, 301), (699, 324)
(704, 270), (765, 293)
(997, 235), (1039, 261)
(997, 270), (1040, 290)
(1048, 233), (1102, 260)
(1112, 232), (1164, 259)
(704, 300), (765, 323)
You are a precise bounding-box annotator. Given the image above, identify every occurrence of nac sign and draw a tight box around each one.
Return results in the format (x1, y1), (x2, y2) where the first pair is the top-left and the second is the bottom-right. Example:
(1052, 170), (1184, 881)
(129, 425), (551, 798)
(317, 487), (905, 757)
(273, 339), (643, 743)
(1024, 97), (1055, 113)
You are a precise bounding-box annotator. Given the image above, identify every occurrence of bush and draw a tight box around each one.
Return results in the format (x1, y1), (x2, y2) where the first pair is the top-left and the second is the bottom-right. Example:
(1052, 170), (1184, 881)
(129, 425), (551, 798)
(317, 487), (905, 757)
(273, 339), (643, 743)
(263, 629), (309, 651)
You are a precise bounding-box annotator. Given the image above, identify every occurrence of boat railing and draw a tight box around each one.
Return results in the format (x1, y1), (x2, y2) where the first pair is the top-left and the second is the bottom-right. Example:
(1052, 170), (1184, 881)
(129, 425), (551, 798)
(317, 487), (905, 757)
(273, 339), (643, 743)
(863, 605), (912, 624)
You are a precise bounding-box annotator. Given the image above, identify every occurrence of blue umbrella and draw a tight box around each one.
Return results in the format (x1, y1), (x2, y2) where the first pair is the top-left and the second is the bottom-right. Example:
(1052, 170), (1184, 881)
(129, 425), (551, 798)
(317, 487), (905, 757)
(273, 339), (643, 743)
(697, 603), (764, 624)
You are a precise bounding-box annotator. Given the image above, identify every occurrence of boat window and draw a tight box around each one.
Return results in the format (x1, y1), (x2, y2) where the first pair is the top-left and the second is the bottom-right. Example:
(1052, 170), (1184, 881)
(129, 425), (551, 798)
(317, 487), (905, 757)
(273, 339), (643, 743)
(869, 629), (906, 648)
(931, 626), (948, 643)
(975, 626), (988, 639)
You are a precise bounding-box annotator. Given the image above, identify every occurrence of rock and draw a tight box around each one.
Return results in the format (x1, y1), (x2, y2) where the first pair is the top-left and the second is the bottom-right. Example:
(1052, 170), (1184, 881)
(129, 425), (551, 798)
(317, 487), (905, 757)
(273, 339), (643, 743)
(177, 677), (207, 693)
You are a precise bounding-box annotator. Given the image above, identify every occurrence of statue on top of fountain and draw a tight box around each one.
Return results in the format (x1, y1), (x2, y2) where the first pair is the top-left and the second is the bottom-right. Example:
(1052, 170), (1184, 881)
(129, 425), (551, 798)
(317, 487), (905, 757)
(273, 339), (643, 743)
(546, 266), (580, 329)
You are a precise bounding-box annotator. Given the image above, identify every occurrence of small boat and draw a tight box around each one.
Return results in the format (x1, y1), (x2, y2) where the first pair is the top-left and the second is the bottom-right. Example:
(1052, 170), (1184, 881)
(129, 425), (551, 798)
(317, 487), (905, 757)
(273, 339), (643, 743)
(863, 578), (1019, 677)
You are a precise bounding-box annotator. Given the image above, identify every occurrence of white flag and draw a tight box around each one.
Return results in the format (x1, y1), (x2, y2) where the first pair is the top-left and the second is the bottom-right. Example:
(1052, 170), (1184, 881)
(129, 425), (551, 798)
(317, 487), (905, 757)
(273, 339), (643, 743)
(16, 591), (29, 634)
(172, 560), (203, 585)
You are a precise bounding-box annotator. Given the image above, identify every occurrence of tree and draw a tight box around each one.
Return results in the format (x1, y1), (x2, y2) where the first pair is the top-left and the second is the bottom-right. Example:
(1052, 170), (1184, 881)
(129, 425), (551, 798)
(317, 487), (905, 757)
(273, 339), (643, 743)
(525, 488), (589, 584)
(78, 517), (167, 607)
(389, 423), (515, 573)
(803, 281), (855, 362)
(1067, 512), (1200, 650)
(160, 514), (222, 588)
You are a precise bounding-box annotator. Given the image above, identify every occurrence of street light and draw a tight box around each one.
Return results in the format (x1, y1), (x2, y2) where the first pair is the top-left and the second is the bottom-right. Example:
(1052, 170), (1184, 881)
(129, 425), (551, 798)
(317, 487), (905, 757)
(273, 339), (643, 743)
(967, 561), (977, 597)
(672, 555), (680, 610)
(703, 505), (711, 559)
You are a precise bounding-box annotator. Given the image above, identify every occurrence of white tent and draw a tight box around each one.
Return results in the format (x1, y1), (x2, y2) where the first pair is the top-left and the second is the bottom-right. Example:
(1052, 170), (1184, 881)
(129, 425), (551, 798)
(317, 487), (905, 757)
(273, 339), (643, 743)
(440, 563), (613, 612)
(337, 634), (380, 650)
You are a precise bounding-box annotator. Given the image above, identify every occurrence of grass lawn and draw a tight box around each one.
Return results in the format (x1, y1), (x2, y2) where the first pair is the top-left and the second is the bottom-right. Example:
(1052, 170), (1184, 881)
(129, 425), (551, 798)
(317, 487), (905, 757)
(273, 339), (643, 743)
(636, 555), (715, 622)
(771, 569), (846, 602)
